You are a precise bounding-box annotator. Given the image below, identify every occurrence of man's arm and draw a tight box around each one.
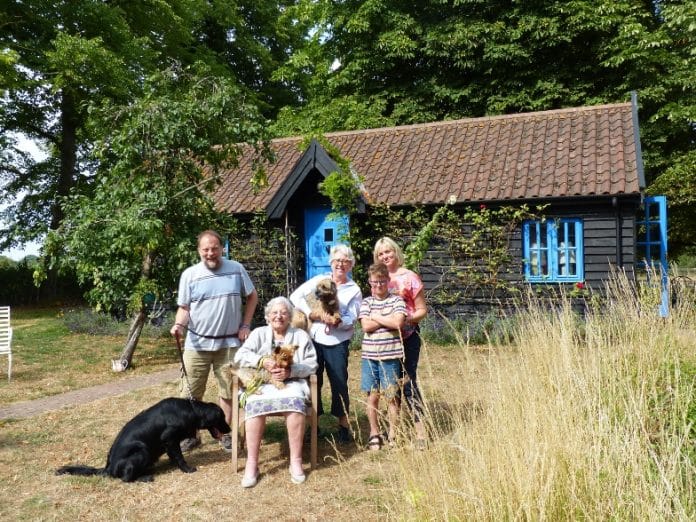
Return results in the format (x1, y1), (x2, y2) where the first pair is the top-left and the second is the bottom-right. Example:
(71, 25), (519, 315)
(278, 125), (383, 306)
(239, 290), (258, 342)
(170, 305), (190, 337)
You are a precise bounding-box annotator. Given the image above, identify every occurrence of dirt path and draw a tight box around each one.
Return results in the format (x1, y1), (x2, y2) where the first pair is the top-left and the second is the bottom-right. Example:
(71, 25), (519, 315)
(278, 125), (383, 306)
(0, 367), (180, 420)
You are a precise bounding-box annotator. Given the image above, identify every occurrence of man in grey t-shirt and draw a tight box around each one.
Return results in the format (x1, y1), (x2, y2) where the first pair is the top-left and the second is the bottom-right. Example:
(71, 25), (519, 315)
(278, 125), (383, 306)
(170, 230), (258, 452)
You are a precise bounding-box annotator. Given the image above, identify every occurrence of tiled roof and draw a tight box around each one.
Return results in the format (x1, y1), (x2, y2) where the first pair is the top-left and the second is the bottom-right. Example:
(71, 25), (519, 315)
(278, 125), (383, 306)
(213, 102), (643, 214)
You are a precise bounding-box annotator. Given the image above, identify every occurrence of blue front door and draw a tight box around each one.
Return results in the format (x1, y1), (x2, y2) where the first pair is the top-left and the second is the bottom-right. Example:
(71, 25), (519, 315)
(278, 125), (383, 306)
(304, 208), (349, 279)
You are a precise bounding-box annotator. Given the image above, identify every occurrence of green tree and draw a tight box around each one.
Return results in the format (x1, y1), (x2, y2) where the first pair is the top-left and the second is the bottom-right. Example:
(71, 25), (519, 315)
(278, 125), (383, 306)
(0, 0), (206, 250)
(277, 0), (642, 126)
(275, 0), (694, 254)
(0, 0), (308, 252)
(196, 0), (312, 119)
(602, 1), (696, 253)
(41, 65), (271, 368)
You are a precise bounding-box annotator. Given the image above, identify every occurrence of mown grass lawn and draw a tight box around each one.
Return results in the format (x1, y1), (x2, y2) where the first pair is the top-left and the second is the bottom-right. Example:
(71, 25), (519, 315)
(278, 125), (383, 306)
(0, 307), (179, 404)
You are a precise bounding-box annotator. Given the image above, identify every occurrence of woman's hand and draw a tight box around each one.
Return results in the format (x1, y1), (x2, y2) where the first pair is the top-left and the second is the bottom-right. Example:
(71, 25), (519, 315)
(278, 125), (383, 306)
(309, 311), (340, 326)
(270, 366), (290, 381)
(262, 357), (290, 381)
(321, 312), (341, 326)
(261, 357), (276, 372)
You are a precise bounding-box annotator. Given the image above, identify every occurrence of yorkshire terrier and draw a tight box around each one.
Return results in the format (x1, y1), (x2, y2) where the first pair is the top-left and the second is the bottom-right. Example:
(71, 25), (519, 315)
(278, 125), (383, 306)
(291, 278), (341, 333)
(228, 344), (297, 391)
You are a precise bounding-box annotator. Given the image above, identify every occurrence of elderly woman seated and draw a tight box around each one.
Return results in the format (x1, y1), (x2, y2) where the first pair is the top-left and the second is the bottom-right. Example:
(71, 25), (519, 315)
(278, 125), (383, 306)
(232, 296), (318, 488)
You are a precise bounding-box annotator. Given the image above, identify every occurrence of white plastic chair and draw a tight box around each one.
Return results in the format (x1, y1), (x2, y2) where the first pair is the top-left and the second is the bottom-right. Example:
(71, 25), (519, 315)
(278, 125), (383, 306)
(0, 306), (12, 381)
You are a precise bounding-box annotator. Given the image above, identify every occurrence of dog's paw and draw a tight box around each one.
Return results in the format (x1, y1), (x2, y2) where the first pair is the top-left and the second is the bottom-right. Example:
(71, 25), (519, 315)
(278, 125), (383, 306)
(181, 465), (197, 473)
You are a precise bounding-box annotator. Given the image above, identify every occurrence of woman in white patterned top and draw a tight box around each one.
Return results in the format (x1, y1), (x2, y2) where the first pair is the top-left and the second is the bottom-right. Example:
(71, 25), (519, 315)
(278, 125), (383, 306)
(233, 297), (317, 488)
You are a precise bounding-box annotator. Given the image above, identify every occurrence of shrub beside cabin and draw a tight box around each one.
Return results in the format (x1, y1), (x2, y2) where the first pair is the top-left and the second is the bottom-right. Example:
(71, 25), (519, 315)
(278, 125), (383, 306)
(213, 98), (667, 318)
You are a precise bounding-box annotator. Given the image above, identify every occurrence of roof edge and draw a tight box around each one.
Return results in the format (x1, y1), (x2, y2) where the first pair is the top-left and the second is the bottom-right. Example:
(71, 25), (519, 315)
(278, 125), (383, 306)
(631, 91), (646, 190)
(320, 102), (633, 140)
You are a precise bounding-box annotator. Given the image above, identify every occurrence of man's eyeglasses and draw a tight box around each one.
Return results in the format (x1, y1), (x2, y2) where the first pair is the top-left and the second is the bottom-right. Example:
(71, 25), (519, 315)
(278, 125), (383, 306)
(369, 280), (388, 286)
(332, 259), (351, 265)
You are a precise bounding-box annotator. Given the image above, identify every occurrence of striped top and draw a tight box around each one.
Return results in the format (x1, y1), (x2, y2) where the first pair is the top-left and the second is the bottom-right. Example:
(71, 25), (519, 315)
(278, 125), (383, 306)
(359, 295), (407, 360)
(177, 258), (255, 350)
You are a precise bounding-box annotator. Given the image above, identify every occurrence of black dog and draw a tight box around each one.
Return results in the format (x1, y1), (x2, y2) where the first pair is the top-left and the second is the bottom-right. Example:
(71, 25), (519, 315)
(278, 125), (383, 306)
(56, 398), (231, 482)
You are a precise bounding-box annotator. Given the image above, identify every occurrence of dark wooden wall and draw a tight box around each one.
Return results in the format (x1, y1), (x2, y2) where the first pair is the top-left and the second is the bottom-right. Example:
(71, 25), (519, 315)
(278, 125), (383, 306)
(415, 197), (640, 318)
(234, 195), (642, 320)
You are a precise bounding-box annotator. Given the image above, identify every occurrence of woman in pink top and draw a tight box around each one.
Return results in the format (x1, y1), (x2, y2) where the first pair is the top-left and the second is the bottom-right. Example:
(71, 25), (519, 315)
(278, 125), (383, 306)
(373, 237), (428, 448)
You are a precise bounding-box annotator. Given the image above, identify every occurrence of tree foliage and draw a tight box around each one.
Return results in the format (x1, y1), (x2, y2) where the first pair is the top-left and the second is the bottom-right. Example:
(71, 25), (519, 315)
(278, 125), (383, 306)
(0, 0), (307, 252)
(0, 0), (198, 250)
(40, 65), (270, 365)
(601, 0), (696, 253)
(274, 0), (695, 255)
(44, 64), (269, 310)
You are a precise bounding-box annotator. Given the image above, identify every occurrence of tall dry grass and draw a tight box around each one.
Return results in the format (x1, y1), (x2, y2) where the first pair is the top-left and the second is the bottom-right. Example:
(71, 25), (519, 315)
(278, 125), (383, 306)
(383, 273), (696, 520)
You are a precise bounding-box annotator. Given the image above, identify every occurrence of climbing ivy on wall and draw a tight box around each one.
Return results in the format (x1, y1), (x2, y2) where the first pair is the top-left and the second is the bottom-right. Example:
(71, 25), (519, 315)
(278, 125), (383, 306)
(349, 202), (542, 306)
(302, 134), (364, 215)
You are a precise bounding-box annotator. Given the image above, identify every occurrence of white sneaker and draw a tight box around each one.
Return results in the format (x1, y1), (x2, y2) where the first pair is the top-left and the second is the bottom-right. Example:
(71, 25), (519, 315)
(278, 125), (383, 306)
(180, 436), (201, 452)
(241, 470), (259, 488)
(219, 433), (232, 452)
(290, 469), (306, 484)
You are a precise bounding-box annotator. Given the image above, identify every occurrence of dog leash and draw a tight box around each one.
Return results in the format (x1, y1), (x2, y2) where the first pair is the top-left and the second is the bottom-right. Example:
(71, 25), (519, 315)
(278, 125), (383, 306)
(174, 330), (198, 403)
(176, 324), (239, 339)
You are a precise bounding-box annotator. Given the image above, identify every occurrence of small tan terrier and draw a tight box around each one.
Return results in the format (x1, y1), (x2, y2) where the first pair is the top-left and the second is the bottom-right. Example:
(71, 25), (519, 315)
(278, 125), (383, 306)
(228, 344), (297, 392)
(291, 278), (341, 333)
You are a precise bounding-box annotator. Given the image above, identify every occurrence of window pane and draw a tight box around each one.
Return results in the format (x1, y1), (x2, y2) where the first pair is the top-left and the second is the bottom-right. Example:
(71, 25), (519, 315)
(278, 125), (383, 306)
(529, 222), (548, 276)
(647, 202), (661, 220)
(647, 223), (662, 243)
(529, 224), (539, 275)
(558, 222), (577, 276)
(531, 249), (539, 275)
(539, 224), (547, 249)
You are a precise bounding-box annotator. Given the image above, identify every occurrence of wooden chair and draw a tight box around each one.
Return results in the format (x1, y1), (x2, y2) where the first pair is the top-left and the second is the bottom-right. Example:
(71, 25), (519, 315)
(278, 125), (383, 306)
(231, 373), (318, 473)
(0, 306), (12, 381)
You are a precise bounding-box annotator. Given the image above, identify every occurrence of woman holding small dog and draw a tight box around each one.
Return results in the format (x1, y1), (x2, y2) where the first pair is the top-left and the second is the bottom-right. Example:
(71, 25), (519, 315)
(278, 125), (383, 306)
(290, 244), (362, 444)
(374, 237), (428, 449)
(233, 297), (317, 488)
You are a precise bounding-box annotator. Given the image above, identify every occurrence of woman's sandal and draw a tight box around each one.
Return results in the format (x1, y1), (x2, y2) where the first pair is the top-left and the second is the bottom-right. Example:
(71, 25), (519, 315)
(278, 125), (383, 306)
(367, 434), (383, 451)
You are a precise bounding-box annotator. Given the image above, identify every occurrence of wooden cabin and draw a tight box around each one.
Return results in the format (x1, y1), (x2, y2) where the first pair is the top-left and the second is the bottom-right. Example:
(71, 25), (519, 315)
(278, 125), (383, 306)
(213, 99), (667, 316)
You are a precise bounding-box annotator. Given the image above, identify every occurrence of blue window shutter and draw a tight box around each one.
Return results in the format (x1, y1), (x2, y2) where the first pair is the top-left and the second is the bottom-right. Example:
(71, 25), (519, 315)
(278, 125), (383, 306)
(637, 195), (668, 317)
(576, 220), (585, 281)
(523, 221), (531, 278)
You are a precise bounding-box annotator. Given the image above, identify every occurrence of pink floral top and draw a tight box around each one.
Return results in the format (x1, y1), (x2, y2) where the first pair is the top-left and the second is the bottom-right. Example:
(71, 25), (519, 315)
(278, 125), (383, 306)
(387, 268), (424, 339)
